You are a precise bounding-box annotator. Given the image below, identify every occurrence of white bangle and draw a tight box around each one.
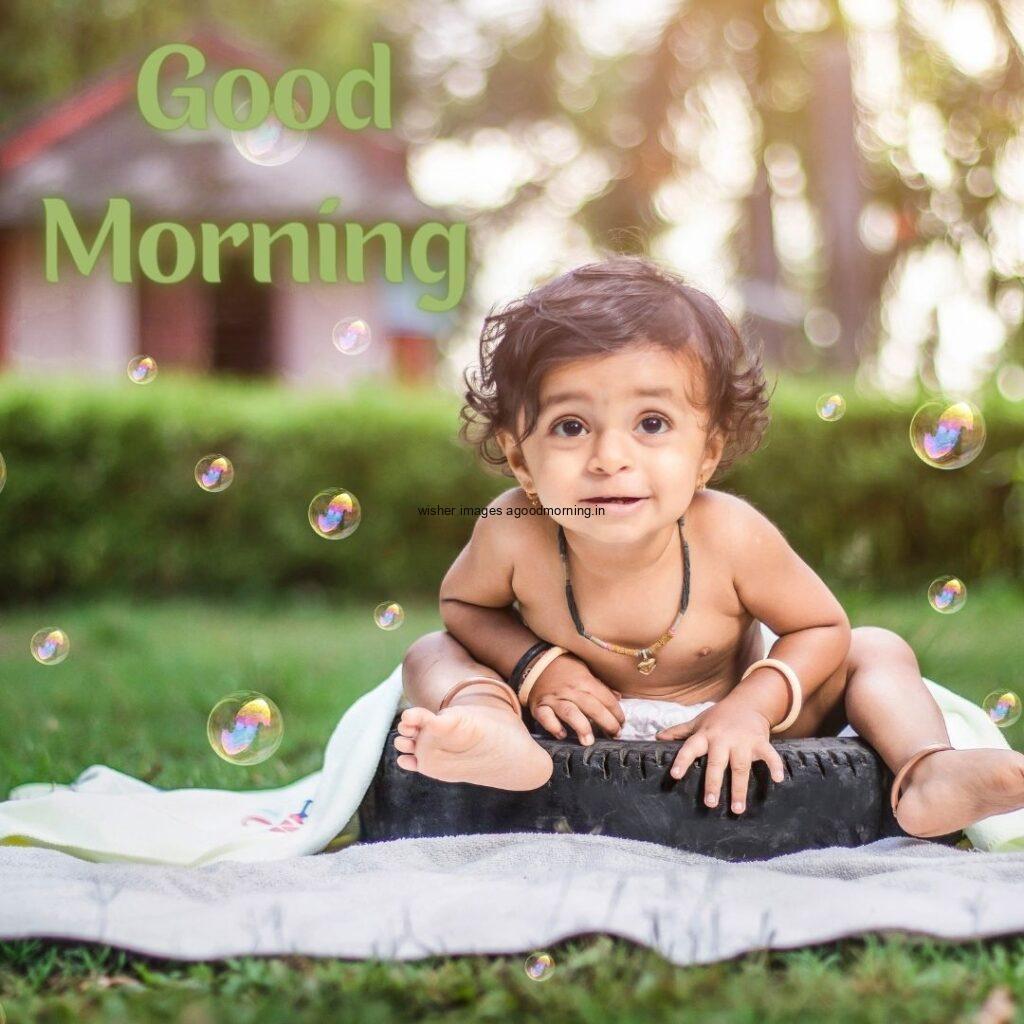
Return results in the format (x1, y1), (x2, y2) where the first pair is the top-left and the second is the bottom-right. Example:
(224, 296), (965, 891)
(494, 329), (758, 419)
(518, 646), (567, 706)
(740, 657), (803, 734)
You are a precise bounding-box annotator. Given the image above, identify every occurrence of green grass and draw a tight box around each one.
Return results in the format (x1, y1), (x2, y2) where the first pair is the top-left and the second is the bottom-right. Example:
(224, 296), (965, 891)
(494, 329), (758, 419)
(1, 585), (1023, 1023)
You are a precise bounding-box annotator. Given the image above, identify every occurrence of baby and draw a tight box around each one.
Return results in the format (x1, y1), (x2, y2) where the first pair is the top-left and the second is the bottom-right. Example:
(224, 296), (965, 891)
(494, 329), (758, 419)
(395, 255), (1024, 839)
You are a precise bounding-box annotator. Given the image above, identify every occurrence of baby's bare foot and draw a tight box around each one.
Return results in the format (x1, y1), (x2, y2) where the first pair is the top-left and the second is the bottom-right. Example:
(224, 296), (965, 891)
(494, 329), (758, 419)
(393, 704), (553, 791)
(895, 748), (1024, 838)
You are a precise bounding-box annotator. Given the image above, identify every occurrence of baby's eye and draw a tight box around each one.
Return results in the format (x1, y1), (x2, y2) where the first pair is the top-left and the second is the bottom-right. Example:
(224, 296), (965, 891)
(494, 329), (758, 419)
(638, 415), (670, 435)
(552, 418), (587, 438)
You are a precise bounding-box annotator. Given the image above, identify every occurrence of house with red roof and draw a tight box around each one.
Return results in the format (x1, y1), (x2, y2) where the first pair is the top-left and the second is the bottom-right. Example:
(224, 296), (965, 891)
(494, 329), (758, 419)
(0, 29), (452, 386)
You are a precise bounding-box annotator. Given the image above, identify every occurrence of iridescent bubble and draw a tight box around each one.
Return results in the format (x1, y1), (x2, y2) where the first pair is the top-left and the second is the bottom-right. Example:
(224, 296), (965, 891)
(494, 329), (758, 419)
(195, 454), (234, 493)
(0, 450), (6, 495)
(332, 317), (372, 355)
(30, 627), (70, 665)
(524, 952), (555, 982)
(910, 399), (987, 469)
(127, 355), (158, 385)
(207, 692), (284, 765)
(816, 393), (846, 421)
(230, 99), (307, 166)
(308, 488), (361, 539)
(374, 601), (405, 630)
(927, 576), (967, 614)
(983, 691), (1022, 728)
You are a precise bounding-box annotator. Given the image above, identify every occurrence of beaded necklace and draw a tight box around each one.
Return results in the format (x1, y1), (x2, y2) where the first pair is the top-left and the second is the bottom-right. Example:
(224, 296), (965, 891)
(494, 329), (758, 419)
(556, 514), (690, 674)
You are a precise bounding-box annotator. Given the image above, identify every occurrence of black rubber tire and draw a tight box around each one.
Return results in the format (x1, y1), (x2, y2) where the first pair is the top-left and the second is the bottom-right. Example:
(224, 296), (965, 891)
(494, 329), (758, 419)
(358, 716), (962, 860)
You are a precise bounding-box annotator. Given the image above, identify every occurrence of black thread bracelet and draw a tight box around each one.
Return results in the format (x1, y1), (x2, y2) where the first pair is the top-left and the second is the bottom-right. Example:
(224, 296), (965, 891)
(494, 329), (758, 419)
(508, 641), (553, 693)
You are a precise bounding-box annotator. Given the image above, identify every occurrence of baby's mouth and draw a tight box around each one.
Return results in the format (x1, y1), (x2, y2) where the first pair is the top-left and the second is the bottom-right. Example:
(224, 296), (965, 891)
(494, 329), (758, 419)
(581, 496), (647, 505)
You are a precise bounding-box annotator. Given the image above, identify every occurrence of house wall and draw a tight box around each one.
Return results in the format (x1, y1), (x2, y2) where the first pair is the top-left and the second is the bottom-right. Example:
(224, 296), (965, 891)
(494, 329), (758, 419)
(1, 228), (136, 376)
(273, 276), (393, 388)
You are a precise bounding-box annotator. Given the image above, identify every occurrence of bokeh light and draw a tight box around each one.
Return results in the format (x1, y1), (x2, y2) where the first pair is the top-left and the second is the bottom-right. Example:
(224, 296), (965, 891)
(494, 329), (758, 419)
(374, 601), (405, 630)
(816, 393), (846, 421)
(30, 627), (70, 665)
(910, 399), (986, 469)
(308, 488), (361, 539)
(127, 355), (158, 385)
(231, 99), (307, 166)
(927, 575), (967, 614)
(207, 692), (284, 765)
(996, 364), (1024, 402)
(195, 454), (235, 493)
(332, 317), (372, 355)
(524, 952), (555, 981)
(983, 690), (1022, 728)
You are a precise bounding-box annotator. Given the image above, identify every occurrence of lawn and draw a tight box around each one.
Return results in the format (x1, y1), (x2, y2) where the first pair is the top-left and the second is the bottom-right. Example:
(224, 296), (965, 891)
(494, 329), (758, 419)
(1, 583), (1023, 1023)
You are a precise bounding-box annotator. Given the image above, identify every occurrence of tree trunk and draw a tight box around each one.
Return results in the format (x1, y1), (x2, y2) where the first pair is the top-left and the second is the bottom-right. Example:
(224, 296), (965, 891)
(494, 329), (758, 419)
(806, 31), (872, 373)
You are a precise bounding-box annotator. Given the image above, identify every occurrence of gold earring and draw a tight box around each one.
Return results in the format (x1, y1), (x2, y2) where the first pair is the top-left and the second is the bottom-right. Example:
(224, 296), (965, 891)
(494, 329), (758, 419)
(526, 490), (541, 508)
(696, 478), (706, 492)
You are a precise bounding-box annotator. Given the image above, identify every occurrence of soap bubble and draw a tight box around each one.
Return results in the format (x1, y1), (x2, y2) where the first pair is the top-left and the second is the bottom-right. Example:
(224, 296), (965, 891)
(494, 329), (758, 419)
(308, 488), (361, 539)
(332, 317), (372, 355)
(31, 627), (70, 665)
(910, 399), (986, 469)
(374, 601), (405, 630)
(983, 691), (1022, 728)
(127, 355), (158, 384)
(524, 952), (555, 981)
(0, 450), (5, 494)
(231, 99), (306, 166)
(195, 454), (234, 493)
(816, 393), (846, 421)
(207, 692), (284, 765)
(927, 575), (967, 614)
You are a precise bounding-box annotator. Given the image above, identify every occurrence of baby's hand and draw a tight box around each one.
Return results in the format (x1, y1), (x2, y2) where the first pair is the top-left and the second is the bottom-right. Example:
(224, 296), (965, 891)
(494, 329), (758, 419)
(527, 653), (625, 746)
(655, 701), (785, 814)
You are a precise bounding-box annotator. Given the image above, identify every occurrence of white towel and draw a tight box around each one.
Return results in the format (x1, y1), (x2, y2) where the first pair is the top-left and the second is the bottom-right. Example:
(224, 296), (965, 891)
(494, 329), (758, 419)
(2, 623), (1023, 864)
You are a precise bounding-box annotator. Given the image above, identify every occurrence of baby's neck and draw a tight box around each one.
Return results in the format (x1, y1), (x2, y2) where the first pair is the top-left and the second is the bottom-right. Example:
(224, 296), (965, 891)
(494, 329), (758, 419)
(560, 519), (682, 584)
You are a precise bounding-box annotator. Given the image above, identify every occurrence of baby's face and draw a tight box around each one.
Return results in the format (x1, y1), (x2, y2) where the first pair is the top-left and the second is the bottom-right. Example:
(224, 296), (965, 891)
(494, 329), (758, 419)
(501, 342), (722, 540)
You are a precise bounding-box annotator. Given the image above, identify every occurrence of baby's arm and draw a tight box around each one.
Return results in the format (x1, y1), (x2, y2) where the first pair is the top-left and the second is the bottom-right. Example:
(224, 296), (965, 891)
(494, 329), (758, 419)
(439, 492), (625, 743)
(438, 495), (544, 682)
(723, 496), (852, 724)
(657, 493), (851, 813)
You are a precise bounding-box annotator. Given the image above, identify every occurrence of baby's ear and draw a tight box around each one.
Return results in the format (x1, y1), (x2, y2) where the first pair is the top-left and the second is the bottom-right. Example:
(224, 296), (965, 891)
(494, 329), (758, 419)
(495, 428), (519, 465)
(496, 430), (530, 480)
(703, 427), (725, 461)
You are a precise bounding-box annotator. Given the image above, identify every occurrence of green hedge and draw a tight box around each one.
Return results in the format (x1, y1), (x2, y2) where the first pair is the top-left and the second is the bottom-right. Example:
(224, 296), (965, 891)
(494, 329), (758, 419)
(0, 371), (1021, 603)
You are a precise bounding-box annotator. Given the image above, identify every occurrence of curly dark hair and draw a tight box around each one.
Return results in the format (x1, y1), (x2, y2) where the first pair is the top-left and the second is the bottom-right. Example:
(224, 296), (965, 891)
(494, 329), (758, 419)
(459, 254), (774, 483)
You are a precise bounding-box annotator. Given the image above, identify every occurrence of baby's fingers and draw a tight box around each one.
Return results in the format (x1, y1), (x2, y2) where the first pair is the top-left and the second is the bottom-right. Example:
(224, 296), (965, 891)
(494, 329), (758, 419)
(656, 720), (698, 742)
(555, 699), (595, 746)
(702, 743), (730, 808)
(532, 704), (566, 740)
(669, 733), (708, 780)
(759, 741), (786, 784)
(729, 755), (752, 814)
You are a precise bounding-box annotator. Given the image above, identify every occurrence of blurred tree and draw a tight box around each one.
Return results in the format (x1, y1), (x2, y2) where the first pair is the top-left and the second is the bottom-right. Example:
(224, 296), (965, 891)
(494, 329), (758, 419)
(0, 0), (384, 128)
(4, 0), (1024, 388)
(388, 0), (1024, 387)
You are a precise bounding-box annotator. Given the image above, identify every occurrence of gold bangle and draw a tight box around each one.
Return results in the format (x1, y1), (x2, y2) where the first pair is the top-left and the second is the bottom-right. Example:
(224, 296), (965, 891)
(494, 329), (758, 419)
(518, 646), (567, 706)
(438, 676), (522, 718)
(739, 657), (803, 734)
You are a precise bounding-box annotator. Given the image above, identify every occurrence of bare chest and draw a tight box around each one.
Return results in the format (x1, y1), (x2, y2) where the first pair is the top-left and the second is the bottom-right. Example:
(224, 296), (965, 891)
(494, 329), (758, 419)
(512, 518), (763, 702)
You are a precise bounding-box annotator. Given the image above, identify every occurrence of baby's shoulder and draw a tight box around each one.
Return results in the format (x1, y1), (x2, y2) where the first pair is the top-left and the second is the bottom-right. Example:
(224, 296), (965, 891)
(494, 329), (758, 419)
(479, 486), (554, 557)
(691, 488), (773, 558)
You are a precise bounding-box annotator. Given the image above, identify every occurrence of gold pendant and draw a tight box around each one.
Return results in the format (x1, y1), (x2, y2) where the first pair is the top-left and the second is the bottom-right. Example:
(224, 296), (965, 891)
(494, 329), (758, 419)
(636, 653), (656, 674)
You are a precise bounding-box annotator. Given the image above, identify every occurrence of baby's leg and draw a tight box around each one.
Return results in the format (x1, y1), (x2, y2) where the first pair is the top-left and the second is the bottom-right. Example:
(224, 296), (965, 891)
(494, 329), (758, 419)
(395, 630), (553, 791)
(841, 627), (1024, 838)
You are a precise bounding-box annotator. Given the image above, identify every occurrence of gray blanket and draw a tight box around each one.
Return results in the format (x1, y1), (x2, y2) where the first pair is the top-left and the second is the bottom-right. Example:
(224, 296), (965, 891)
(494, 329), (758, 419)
(2, 833), (1023, 965)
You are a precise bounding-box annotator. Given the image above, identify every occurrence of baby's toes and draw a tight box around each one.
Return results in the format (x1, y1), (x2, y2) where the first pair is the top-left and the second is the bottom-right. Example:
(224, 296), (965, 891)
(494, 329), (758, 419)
(396, 753), (419, 773)
(399, 707), (434, 734)
(393, 735), (416, 754)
